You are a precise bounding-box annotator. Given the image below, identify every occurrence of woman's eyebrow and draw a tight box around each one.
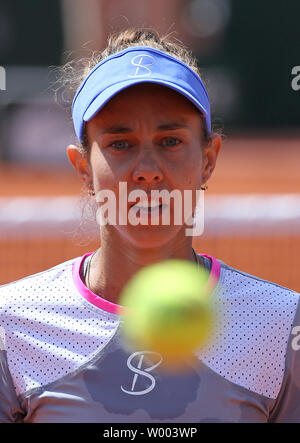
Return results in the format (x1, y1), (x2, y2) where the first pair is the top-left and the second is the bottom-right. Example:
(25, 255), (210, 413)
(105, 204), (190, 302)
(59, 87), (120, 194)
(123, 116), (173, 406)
(156, 122), (188, 131)
(99, 122), (189, 135)
(100, 125), (132, 134)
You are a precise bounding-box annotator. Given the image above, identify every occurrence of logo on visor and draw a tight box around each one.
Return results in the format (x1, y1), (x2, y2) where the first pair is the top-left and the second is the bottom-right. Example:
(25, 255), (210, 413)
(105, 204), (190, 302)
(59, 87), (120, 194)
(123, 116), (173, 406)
(128, 54), (155, 78)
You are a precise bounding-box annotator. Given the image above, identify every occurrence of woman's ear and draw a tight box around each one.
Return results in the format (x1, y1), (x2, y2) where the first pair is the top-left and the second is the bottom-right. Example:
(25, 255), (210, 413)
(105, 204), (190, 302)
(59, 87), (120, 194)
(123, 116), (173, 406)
(201, 135), (222, 184)
(66, 144), (92, 186)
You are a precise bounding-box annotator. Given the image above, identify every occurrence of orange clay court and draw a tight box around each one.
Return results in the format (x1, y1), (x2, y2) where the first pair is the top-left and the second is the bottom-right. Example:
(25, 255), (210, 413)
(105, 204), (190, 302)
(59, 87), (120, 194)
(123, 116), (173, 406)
(0, 134), (300, 291)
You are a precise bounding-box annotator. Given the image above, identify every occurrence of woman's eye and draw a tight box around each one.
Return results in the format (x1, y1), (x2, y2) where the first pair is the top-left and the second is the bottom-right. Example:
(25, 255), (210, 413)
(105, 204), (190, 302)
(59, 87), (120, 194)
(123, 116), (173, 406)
(110, 141), (130, 151)
(161, 137), (181, 147)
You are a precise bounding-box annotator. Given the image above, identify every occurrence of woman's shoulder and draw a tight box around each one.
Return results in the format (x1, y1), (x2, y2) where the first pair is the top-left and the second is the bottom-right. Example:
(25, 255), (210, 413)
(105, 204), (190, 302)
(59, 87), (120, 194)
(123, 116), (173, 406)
(200, 259), (300, 399)
(0, 256), (79, 309)
(218, 259), (299, 303)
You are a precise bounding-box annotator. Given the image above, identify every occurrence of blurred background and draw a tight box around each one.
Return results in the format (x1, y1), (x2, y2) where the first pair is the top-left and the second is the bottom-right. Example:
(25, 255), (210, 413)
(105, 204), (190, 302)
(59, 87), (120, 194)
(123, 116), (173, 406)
(0, 0), (299, 290)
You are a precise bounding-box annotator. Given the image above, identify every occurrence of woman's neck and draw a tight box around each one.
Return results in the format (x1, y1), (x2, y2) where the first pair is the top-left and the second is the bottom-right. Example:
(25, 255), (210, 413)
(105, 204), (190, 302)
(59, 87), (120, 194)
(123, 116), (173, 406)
(86, 232), (199, 305)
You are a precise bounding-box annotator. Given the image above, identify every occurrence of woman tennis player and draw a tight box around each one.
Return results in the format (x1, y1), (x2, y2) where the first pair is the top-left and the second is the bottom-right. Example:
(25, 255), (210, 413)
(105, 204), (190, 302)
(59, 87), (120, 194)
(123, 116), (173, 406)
(0, 29), (300, 423)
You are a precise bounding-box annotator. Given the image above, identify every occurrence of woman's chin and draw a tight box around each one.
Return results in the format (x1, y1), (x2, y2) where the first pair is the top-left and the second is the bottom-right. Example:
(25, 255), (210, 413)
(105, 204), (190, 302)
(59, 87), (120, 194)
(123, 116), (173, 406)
(118, 224), (182, 249)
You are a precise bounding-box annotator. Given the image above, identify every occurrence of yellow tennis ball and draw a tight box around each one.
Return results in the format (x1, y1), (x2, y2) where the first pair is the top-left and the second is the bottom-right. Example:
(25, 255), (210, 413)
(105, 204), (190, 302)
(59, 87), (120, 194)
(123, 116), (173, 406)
(118, 259), (216, 369)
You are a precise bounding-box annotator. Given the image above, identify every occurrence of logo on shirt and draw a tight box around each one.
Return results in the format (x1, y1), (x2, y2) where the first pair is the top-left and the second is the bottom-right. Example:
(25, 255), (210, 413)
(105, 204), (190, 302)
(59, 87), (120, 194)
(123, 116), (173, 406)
(128, 54), (155, 78)
(83, 345), (201, 418)
(121, 351), (162, 395)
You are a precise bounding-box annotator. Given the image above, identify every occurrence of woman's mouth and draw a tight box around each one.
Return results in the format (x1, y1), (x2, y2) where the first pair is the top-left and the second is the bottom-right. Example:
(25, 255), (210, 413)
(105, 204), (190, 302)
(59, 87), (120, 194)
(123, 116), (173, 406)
(129, 198), (169, 224)
(136, 202), (162, 214)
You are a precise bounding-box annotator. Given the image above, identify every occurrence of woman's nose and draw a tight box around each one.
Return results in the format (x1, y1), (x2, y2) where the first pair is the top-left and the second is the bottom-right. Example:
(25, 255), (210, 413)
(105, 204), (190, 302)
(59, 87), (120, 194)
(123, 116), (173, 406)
(132, 154), (163, 184)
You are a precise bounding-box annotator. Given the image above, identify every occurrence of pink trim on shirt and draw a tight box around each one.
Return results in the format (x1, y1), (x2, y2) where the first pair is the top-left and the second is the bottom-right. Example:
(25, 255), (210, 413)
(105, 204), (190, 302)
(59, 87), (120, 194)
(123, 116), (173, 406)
(72, 252), (122, 315)
(72, 251), (221, 315)
(200, 254), (221, 290)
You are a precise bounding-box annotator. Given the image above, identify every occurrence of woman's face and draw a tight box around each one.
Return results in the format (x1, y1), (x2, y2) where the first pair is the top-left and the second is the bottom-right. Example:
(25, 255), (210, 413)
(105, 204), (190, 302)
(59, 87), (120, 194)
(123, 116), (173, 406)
(83, 83), (220, 249)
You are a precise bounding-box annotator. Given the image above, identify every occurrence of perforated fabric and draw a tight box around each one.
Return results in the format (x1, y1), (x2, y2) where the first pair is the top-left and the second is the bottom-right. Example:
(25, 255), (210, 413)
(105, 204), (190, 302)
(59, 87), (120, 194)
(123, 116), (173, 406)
(0, 259), (119, 396)
(198, 264), (299, 398)
(0, 254), (299, 423)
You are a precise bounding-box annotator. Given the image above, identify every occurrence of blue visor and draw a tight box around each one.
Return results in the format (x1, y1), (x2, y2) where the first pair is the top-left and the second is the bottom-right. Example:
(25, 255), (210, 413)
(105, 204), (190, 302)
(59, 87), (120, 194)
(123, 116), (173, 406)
(72, 46), (211, 142)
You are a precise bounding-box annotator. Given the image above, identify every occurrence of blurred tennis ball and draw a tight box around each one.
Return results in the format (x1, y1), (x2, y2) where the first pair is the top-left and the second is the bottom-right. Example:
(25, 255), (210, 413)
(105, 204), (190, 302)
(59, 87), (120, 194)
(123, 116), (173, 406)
(118, 259), (216, 370)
